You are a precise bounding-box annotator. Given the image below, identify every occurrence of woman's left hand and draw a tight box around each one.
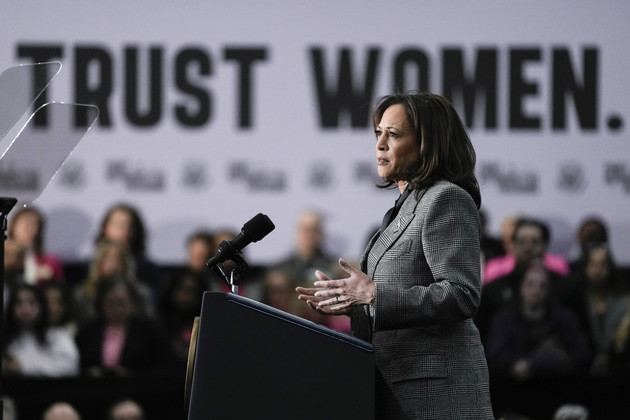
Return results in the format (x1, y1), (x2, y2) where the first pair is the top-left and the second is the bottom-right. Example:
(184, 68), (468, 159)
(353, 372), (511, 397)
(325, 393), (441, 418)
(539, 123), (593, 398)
(296, 258), (375, 314)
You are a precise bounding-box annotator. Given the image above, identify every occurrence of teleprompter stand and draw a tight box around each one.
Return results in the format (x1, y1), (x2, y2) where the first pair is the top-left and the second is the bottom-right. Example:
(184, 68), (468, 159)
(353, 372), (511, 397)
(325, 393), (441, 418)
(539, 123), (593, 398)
(0, 62), (99, 413)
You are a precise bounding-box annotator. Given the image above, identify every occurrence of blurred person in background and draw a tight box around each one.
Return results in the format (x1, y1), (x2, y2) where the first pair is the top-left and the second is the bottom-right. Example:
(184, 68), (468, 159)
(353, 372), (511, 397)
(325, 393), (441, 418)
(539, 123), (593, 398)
(485, 261), (590, 381)
(568, 216), (611, 277)
(568, 242), (629, 376)
(3, 284), (79, 377)
(276, 209), (337, 288)
(107, 399), (145, 420)
(8, 206), (64, 284)
(483, 216), (569, 284)
(4, 238), (26, 310)
(261, 268), (300, 315)
(2, 395), (18, 420)
(95, 203), (165, 302)
(40, 281), (79, 337)
(166, 229), (217, 293)
(75, 277), (172, 376)
(74, 239), (153, 322)
(41, 402), (81, 420)
(157, 269), (206, 367)
(185, 230), (215, 274)
(476, 218), (578, 341)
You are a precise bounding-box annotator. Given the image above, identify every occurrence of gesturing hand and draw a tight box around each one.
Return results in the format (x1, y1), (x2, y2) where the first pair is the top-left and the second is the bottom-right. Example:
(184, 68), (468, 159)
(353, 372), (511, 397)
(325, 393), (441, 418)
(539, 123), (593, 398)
(296, 258), (375, 315)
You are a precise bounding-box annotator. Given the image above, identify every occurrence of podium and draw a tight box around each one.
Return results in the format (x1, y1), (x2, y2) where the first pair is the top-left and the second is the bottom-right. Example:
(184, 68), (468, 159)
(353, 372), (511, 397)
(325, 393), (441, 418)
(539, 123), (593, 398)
(185, 292), (375, 419)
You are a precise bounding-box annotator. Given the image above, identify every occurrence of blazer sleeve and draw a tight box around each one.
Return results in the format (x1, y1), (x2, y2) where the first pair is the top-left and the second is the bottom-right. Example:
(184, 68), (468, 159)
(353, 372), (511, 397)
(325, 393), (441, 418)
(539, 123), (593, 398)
(372, 184), (482, 331)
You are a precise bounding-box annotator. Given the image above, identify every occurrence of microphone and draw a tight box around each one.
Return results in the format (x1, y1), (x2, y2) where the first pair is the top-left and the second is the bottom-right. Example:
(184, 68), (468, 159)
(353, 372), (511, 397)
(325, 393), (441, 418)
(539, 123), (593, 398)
(206, 213), (275, 268)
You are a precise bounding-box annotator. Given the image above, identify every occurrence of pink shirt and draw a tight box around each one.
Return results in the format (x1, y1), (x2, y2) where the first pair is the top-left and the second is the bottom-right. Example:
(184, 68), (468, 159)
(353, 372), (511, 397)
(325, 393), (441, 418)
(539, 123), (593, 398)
(102, 326), (127, 368)
(483, 253), (570, 285)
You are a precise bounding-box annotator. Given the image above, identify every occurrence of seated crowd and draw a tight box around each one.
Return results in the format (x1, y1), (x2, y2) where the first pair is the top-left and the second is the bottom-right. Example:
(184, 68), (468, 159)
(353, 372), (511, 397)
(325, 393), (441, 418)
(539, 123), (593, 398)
(2, 203), (630, 418)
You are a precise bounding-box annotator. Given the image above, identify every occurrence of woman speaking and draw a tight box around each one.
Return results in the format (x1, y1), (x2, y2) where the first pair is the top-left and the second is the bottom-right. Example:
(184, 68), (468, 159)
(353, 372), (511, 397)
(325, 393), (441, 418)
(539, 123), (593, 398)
(297, 92), (494, 419)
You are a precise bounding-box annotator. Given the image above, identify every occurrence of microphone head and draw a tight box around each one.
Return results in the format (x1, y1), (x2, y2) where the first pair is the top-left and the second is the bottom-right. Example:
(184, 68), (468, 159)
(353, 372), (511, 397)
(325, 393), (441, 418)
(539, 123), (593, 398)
(242, 213), (275, 242)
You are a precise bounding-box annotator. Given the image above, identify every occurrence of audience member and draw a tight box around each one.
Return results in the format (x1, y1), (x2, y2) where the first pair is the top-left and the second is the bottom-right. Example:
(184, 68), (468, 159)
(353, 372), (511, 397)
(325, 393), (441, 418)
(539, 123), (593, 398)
(157, 269), (206, 366)
(8, 206), (64, 284)
(611, 301), (630, 374)
(476, 218), (578, 341)
(40, 282), (79, 337)
(3, 395), (18, 420)
(482, 214), (519, 283)
(4, 238), (25, 309)
(95, 203), (165, 301)
(170, 229), (220, 293)
(106, 399), (145, 420)
(2, 284), (79, 377)
(275, 209), (337, 288)
(185, 230), (215, 273)
(568, 242), (630, 376)
(553, 404), (589, 420)
(75, 277), (172, 376)
(485, 261), (590, 381)
(568, 216), (613, 283)
(75, 239), (153, 322)
(41, 402), (81, 420)
(483, 216), (570, 284)
(261, 268), (300, 315)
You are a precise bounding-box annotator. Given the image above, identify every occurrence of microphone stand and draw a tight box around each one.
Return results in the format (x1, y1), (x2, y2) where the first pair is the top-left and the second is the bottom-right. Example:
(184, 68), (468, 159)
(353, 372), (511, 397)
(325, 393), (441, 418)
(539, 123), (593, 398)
(210, 254), (250, 295)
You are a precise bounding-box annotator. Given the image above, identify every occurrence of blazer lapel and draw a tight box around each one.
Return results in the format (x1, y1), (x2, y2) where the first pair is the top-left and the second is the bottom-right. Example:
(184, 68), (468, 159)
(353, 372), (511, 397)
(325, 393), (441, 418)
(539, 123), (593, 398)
(363, 188), (428, 276)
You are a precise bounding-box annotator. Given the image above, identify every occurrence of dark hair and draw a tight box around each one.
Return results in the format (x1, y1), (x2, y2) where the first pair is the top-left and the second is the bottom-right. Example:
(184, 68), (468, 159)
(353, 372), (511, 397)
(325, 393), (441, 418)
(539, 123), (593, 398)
(515, 259), (554, 310)
(372, 92), (481, 208)
(4, 284), (49, 348)
(159, 269), (206, 321)
(577, 242), (618, 290)
(39, 281), (77, 327)
(577, 216), (608, 247)
(96, 203), (147, 258)
(8, 206), (45, 254)
(187, 230), (215, 249)
(512, 217), (550, 245)
(94, 276), (143, 321)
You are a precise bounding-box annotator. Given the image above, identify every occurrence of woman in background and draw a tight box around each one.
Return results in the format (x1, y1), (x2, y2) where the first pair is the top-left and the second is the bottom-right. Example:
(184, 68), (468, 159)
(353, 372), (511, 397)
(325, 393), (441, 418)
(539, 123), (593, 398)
(3, 284), (79, 377)
(75, 277), (172, 376)
(95, 203), (165, 301)
(8, 206), (64, 284)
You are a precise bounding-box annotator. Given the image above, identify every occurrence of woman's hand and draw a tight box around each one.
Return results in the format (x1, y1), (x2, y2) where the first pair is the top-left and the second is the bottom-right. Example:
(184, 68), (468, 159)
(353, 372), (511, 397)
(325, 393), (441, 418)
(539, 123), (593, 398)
(296, 258), (375, 315)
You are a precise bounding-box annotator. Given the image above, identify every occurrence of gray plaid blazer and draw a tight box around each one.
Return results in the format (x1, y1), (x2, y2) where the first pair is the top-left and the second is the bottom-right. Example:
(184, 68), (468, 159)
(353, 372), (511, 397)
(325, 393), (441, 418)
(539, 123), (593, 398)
(351, 180), (494, 420)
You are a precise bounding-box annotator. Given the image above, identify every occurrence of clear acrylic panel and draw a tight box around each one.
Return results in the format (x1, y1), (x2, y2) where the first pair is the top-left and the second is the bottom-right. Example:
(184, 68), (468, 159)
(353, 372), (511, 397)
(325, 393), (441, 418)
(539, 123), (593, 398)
(0, 61), (62, 143)
(0, 101), (99, 205)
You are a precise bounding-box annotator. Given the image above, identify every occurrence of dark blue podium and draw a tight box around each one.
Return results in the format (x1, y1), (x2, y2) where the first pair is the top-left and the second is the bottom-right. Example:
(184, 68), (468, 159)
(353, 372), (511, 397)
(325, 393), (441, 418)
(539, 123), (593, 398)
(185, 292), (374, 419)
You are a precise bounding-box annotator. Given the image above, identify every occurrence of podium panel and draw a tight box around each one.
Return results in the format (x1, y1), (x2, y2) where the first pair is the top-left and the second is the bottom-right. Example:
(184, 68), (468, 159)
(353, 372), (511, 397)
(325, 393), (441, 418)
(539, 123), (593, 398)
(186, 292), (374, 420)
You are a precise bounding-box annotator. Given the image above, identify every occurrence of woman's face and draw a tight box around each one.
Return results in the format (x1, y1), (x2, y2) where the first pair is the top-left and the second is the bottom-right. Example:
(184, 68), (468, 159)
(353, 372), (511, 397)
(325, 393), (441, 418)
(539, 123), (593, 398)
(375, 104), (419, 188)
(585, 248), (610, 285)
(520, 266), (548, 309)
(11, 212), (40, 248)
(99, 246), (125, 277)
(14, 289), (41, 327)
(187, 239), (212, 271)
(44, 287), (64, 325)
(513, 225), (545, 263)
(264, 271), (293, 311)
(103, 283), (134, 324)
(104, 209), (133, 246)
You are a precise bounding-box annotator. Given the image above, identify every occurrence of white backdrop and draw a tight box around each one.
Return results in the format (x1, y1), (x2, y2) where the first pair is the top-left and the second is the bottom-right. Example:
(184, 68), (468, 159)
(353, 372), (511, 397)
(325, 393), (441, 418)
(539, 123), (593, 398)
(1, 0), (629, 266)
